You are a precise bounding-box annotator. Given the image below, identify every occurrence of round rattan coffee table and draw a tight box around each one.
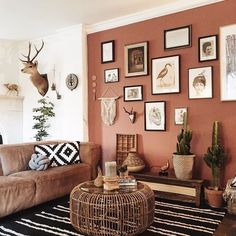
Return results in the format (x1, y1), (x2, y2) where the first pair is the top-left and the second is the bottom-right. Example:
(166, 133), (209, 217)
(70, 181), (155, 236)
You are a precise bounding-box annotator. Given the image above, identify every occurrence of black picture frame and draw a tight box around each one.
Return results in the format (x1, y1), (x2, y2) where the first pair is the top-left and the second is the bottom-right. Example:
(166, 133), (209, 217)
(198, 35), (218, 62)
(123, 85), (143, 102)
(164, 25), (192, 50)
(151, 55), (180, 95)
(144, 101), (166, 131)
(101, 40), (115, 63)
(104, 68), (119, 83)
(188, 66), (213, 99)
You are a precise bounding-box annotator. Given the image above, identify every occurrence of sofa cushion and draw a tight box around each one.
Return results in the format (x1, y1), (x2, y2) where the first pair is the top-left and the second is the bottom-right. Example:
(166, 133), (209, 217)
(11, 163), (91, 205)
(0, 176), (36, 218)
(29, 153), (50, 171)
(35, 141), (80, 167)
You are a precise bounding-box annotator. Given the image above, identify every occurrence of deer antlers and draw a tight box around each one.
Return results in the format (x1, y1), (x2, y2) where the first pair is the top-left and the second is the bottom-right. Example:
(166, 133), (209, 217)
(123, 107), (136, 123)
(20, 40), (44, 63)
(19, 40), (49, 97)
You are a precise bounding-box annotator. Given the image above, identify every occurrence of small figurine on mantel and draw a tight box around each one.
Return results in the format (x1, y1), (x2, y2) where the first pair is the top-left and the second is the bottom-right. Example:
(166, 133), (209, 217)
(3, 83), (19, 96)
(159, 161), (170, 176)
(94, 166), (103, 187)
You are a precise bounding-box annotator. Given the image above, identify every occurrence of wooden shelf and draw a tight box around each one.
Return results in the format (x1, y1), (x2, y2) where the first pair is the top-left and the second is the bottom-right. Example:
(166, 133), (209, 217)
(132, 171), (206, 207)
(116, 134), (137, 167)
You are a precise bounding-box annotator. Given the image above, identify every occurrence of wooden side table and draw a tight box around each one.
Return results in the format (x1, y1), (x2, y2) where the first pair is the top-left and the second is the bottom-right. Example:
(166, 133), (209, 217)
(132, 172), (206, 207)
(70, 181), (155, 236)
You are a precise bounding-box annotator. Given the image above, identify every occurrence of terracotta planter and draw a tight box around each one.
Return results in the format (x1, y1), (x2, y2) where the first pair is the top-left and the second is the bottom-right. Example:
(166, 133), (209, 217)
(172, 154), (195, 180)
(205, 187), (223, 208)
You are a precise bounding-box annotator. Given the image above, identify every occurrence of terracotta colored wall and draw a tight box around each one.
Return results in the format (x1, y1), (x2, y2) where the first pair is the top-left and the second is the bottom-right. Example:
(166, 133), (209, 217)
(87, 0), (236, 186)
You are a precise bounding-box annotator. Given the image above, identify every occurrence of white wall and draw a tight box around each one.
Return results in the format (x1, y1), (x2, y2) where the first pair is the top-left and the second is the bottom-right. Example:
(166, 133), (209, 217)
(18, 24), (88, 142)
(0, 39), (23, 144)
(0, 40), (19, 94)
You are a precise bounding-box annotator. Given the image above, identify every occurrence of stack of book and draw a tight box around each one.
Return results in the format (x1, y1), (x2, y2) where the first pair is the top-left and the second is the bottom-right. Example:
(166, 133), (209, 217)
(118, 176), (137, 188)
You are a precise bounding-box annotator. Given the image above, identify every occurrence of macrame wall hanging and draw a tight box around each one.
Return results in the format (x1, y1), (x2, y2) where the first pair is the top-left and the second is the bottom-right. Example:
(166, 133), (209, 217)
(98, 87), (120, 126)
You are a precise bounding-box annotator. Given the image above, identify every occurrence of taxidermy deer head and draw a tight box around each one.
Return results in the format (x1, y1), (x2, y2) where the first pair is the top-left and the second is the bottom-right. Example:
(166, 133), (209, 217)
(123, 107), (136, 123)
(19, 40), (48, 96)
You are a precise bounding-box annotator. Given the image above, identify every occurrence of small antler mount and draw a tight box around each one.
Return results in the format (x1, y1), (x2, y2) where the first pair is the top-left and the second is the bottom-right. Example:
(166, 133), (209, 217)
(123, 107), (136, 123)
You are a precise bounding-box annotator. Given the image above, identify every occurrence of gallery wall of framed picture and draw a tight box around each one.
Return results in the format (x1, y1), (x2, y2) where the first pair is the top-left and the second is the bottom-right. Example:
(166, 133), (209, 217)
(88, 1), (236, 184)
(98, 19), (235, 132)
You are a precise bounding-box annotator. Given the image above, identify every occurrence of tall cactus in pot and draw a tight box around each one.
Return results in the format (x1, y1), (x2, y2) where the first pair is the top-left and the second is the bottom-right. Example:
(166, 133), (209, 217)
(203, 121), (227, 190)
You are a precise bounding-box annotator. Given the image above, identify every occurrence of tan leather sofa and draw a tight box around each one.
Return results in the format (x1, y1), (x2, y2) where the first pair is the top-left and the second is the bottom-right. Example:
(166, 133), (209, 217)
(0, 140), (101, 218)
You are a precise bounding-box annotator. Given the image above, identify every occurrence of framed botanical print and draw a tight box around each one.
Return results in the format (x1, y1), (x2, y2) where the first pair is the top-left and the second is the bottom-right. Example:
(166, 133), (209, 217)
(220, 24), (236, 101)
(151, 55), (180, 95)
(144, 101), (166, 131)
(101, 40), (115, 63)
(164, 25), (191, 50)
(174, 107), (187, 125)
(198, 35), (218, 62)
(124, 85), (143, 102)
(124, 41), (148, 77)
(104, 68), (119, 83)
(188, 66), (213, 99)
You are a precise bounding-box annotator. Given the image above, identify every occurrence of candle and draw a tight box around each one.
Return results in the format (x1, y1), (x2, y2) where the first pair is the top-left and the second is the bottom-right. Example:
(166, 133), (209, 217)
(105, 161), (117, 177)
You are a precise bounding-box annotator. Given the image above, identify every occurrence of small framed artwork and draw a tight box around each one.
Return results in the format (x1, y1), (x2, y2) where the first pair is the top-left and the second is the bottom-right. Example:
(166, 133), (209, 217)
(174, 107), (187, 125)
(220, 24), (236, 101)
(151, 55), (180, 95)
(124, 41), (148, 77)
(144, 101), (166, 131)
(101, 40), (115, 63)
(124, 85), (143, 102)
(198, 35), (218, 62)
(164, 25), (191, 50)
(188, 66), (213, 99)
(104, 68), (119, 83)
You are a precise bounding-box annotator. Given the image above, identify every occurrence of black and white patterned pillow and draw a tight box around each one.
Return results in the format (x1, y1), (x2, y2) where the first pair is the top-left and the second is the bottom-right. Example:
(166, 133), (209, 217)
(34, 141), (80, 167)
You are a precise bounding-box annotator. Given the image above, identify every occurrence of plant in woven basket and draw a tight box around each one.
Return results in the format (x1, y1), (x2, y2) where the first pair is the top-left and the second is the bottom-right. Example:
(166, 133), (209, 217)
(203, 121), (227, 191)
(32, 97), (55, 141)
(175, 112), (193, 155)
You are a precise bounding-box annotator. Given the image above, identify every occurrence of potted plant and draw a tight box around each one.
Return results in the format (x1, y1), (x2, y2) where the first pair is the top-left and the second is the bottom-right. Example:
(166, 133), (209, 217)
(203, 121), (227, 208)
(173, 112), (195, 180)
(32, 97), (55, 141)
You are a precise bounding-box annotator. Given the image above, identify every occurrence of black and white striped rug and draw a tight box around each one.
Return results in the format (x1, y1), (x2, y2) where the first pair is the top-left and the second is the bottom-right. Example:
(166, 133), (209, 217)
(0, 196), (226, 236)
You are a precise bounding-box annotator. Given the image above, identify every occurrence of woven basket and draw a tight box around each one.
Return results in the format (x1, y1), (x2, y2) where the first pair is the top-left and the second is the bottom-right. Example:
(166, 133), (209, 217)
(172, 154), (195, 180)
(123, 152), (145, 172)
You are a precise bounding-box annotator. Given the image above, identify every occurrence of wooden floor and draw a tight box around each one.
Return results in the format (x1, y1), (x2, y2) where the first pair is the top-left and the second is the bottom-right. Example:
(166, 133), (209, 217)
(214, 213), (236, 235)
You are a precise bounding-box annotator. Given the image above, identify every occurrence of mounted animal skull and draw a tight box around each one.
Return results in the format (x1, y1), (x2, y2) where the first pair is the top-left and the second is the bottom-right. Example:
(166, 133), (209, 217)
(123, 107), (136, 123)
(19, 41), (48, 96)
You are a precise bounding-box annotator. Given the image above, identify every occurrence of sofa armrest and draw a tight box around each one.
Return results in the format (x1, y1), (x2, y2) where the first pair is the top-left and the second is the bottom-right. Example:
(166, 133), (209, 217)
(79, 142), (101, 179)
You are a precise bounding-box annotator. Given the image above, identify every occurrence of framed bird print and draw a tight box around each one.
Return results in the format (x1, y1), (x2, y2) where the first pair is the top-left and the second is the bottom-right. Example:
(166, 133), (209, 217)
(151, 55), (180, 95)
